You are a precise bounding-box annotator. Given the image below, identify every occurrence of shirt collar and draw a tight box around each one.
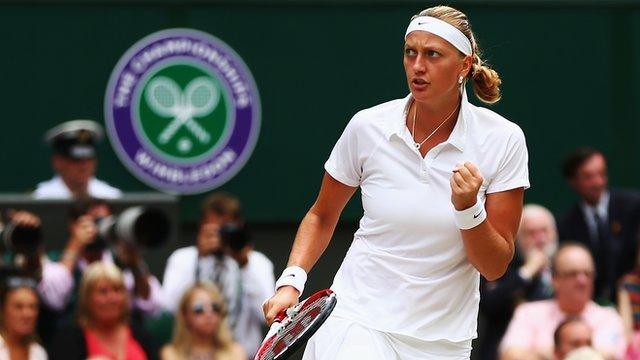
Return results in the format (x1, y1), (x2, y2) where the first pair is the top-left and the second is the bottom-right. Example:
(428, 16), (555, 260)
(387, 85), (470, 152)
(580, 190), (610, 219)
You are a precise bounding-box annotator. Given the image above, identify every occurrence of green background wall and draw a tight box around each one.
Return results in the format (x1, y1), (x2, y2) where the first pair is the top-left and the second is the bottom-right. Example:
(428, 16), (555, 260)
(0, 0), (638, 223)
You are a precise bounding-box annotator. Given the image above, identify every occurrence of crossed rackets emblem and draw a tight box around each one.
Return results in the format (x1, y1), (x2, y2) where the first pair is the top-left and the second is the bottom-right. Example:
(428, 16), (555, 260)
(145, 76), (220, 152)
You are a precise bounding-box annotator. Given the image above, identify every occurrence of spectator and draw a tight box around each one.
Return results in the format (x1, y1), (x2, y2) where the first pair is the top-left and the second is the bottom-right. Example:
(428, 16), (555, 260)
(499, 243), (626, 360)
(33, 120), (122, 200)
(50, 262), (158, 359)
(479, 204), (557, 360)
(554, 317), (600, 360)
(0, 275), (47, 360)
(618, 248), (640, 359)
(220, 222), (275, 357)
(162, 193), (242, 329)
(160, 283), (245, 360)
(0, 209), (85, 349)
(558, 147), (640, 303)
(39, 198), (162, 345)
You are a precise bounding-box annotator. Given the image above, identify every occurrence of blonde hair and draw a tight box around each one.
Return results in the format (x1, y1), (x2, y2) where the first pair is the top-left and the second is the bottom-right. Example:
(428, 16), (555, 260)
(169, 283), (237, 360)
(412, 6), (502, 104)
(76, 262), (130, 328)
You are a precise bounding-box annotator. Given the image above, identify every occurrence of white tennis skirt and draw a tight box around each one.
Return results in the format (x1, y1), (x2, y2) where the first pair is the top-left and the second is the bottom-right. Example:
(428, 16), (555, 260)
(302, 315), (472, 360)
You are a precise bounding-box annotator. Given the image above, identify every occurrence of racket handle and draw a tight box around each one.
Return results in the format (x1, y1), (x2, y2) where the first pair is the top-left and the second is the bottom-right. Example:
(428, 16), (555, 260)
(274, 309), (287, 323)
(265, 317), (285, 340)
(263, 305), (296, 342)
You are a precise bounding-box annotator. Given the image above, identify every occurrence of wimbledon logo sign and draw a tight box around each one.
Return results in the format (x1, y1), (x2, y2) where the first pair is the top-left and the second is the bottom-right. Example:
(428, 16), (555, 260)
(105, 29), (261, 194)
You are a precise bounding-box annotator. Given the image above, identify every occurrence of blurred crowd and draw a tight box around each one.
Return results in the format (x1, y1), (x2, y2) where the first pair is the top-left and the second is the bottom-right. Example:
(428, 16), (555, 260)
(0, 120), (275, 359)
(3, 119), (640, 360)
(479, 147), (640, 360)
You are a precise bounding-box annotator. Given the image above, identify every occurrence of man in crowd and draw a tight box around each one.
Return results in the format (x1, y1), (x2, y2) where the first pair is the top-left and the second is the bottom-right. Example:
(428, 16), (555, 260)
(33, 119), (121, 199)
(221, 221), (275, 357)
(499, 243), (626, 360)
(162, 192), (275, 357)
(558, 147), (640, 303)
(162, 193), (243, 327)
(479, 204), (557, 360)
(554, 317), (601, 360)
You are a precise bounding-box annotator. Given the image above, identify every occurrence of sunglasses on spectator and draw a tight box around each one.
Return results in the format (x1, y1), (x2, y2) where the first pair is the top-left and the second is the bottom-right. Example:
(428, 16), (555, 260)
(191, 302), (223, 315)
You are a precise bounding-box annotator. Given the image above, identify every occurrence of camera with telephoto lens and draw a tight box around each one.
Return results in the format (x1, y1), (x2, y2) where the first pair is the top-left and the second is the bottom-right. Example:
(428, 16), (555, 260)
(1, 222), (42, 255)
(95, 206), (171, 248)
(219, 222), (250, 252)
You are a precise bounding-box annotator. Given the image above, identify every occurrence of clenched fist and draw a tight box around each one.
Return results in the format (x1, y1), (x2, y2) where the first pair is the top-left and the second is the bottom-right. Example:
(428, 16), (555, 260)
(450, 162), (483, 211)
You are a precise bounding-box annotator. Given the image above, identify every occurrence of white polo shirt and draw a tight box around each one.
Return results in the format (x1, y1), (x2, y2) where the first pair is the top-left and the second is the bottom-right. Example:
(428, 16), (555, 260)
(324, 87), (529, 342)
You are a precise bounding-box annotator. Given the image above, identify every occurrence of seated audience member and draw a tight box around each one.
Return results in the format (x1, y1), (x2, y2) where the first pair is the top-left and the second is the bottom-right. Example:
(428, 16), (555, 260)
(33, 119), (122, 200)
(558, 147), (640, 304)
(220, 221), (275, 357)
(618, 254), (640, 360)
(479, 204), (557, 360)
(50, 198), (162, 316)
(50, 262), (158, 359)
(499, 243), (626, 360)
(162, 193), (242, 328)
(0, 275), (47, 360)
(161, 283), (245, 360)
(554, 317), (602, 360)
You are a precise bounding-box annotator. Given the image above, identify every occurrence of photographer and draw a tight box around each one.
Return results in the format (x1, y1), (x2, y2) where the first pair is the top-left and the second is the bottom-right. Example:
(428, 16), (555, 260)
(0, 210), (44, 279)
(220, 222), (275, 358)
(47, 198), (162, 324)
(162, 193), (243, 331)
(0, 210), (74, 314)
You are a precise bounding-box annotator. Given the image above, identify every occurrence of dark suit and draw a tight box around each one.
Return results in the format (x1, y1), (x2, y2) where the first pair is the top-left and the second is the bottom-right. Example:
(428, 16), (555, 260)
(477, 252), (554, 360)
(558, 188), (640, 303)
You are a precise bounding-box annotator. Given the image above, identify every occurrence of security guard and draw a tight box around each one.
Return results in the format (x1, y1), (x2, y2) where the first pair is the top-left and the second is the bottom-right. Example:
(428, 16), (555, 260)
(33, 120), (122, 199)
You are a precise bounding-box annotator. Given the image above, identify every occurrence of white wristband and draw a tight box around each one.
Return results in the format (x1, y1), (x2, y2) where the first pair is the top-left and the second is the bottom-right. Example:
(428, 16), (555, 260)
(275, 266), (307, 296)
(454, 199), (486, 230)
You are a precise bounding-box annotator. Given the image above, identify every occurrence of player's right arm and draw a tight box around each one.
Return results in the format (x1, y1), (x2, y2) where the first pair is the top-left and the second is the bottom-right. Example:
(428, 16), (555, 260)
(263, 172), (357, 324)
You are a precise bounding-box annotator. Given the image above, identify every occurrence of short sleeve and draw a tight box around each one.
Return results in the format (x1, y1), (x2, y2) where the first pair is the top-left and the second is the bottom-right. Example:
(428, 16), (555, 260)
(324, 116), (363, 187)
(487, 126), (530, 194)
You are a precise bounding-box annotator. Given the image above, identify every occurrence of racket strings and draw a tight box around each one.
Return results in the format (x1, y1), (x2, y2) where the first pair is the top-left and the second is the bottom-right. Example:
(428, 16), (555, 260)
(266, 296), (331, 360)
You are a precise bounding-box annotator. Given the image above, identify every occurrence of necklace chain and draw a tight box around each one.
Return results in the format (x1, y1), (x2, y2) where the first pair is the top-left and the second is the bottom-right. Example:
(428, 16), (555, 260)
(411, 101), (460, 150)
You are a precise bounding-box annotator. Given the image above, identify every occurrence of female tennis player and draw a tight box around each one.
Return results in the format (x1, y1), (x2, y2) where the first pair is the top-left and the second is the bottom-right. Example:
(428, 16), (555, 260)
(263, 5), (529, 359)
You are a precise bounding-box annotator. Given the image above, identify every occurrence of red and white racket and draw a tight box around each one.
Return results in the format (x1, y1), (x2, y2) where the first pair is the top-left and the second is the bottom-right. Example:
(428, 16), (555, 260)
(254, 289), (337, 360)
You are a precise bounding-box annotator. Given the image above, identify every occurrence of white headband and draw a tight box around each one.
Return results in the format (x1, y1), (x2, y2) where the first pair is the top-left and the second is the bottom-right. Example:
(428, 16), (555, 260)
(405, 16), (472, 56)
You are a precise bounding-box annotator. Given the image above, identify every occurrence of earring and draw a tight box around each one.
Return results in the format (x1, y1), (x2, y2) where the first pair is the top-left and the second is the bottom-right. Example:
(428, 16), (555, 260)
(458, 76), (464, 84)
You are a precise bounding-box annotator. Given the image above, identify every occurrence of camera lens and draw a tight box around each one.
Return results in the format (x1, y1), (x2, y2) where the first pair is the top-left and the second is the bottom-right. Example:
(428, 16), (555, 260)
(3, 223), (42, 254)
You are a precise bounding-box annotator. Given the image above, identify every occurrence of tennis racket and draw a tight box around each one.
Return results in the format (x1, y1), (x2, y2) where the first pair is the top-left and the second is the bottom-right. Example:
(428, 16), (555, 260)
(254, 289), (337, 360)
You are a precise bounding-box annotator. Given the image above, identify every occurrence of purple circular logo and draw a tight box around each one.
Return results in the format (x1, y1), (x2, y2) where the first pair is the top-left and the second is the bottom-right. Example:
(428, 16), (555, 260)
(105, 28), (261, 194)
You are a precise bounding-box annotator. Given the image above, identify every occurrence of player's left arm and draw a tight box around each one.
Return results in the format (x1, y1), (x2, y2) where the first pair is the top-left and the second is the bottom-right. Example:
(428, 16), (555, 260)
(451, 162), (523, 281)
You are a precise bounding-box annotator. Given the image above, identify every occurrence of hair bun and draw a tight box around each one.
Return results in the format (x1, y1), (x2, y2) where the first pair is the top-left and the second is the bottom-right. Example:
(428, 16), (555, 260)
(472, 63), (502, 104)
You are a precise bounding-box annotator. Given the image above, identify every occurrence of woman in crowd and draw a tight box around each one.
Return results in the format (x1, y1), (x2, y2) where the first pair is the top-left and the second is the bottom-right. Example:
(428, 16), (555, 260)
(161, 283), (245, 360)
(51, 262), (157, 360)
(0, 276), (47, 360)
